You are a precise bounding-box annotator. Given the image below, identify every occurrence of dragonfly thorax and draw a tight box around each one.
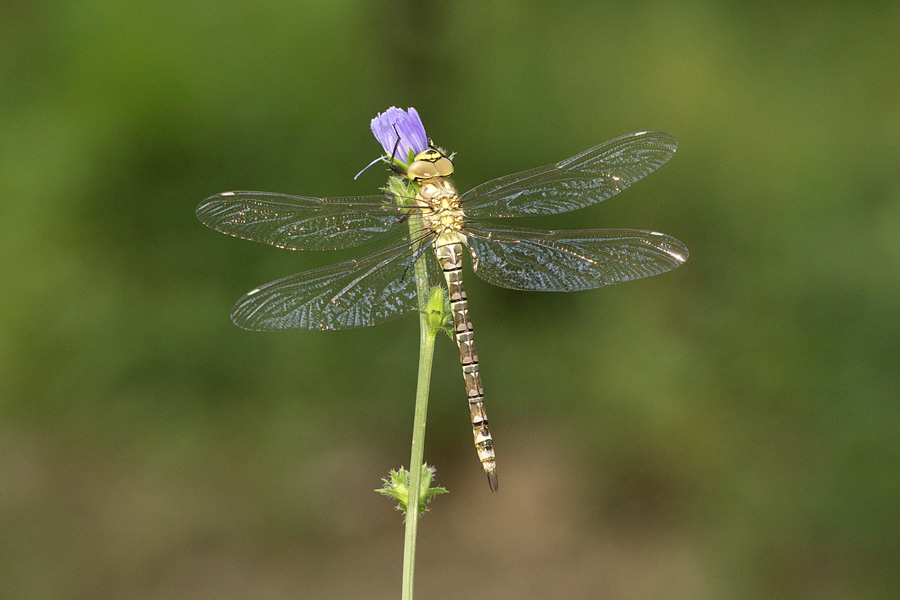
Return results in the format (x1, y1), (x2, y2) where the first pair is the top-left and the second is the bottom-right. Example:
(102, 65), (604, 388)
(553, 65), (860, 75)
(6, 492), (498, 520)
(417, 178), (465, 234)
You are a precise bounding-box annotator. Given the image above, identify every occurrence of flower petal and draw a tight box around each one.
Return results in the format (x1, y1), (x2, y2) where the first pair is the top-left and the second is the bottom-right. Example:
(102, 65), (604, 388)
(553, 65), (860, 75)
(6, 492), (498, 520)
(370, 107), (429, 164)
(401, 108), (429, 156)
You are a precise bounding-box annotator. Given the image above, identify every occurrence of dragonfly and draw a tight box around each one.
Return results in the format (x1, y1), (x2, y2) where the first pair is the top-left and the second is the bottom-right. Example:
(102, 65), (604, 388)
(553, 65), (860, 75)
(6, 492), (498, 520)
(196, 130), (688, 491)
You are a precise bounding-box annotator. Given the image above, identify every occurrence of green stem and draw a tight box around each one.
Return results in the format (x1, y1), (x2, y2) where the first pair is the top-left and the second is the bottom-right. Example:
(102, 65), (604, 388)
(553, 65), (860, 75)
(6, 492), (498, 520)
(400, 176), (436, 600)
(401, 308), (436, 600)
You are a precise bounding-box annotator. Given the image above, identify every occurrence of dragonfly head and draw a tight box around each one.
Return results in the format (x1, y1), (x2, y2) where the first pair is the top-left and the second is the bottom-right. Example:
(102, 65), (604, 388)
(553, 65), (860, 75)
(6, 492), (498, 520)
(407, 147), (454, 182)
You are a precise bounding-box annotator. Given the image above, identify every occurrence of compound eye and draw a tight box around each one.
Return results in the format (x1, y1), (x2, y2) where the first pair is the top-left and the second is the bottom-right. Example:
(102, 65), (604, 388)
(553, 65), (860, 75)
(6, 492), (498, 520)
(407, 160), (437, 181)
(433, 157), (454, 176)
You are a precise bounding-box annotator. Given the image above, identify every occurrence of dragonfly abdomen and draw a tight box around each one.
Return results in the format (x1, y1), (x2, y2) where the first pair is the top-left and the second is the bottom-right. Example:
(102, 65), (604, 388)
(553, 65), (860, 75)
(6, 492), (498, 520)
(434, 232), (498, 491)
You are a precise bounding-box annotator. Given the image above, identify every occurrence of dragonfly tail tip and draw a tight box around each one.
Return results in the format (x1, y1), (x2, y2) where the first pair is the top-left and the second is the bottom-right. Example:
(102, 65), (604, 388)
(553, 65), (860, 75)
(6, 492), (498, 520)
(486, 470), (499, 492)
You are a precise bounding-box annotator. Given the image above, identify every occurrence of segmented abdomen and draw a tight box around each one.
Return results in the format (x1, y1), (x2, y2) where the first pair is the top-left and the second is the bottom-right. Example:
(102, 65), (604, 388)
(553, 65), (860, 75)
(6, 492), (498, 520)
(434, 232), (498, 491)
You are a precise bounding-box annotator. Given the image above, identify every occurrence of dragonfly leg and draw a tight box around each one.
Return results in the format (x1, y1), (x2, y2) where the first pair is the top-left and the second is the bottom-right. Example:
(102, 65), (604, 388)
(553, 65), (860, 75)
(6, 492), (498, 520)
(387, 124), (409, 177)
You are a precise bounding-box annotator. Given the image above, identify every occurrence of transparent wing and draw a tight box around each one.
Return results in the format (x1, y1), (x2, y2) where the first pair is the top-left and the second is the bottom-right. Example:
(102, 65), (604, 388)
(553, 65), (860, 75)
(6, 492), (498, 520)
(231, 235), (441, 331)
(196, 191), (416, 250)
(461, 131), (677, 219)
(464, 224), (688, 291)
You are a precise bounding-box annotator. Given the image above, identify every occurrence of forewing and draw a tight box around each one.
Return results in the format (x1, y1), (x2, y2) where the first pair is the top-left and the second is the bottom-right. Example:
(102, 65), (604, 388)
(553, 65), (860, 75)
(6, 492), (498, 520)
(196, 191), (413, 250)
(231, 236), (441, 331)
(461, 131), (677, 219)
(465, 225), (688, 291)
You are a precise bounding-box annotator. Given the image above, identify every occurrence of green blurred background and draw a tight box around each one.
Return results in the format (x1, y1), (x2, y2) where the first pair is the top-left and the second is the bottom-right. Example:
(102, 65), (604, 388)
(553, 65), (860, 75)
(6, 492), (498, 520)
(2, 2), (898, 599)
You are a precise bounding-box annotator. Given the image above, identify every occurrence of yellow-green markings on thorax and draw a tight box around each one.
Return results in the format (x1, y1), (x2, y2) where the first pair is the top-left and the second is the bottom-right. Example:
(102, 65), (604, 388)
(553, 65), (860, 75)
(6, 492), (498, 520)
(408, 147), (498, 491)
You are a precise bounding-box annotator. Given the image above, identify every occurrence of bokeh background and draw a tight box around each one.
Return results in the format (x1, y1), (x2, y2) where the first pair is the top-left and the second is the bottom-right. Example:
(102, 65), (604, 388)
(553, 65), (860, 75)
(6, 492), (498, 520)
(2, 2), (899, 599)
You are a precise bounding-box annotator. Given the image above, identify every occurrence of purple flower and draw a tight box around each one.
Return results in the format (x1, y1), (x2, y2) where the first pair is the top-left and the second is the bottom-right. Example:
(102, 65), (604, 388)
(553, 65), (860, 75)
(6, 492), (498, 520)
(370, 107), (428, 164)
